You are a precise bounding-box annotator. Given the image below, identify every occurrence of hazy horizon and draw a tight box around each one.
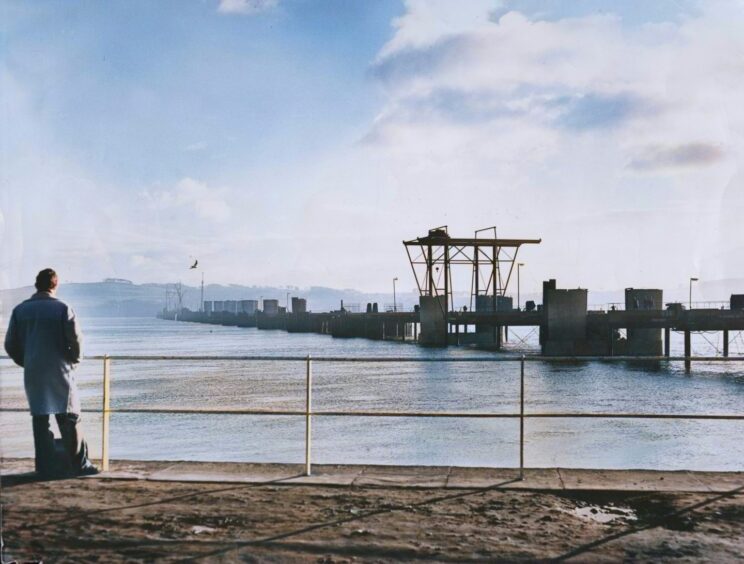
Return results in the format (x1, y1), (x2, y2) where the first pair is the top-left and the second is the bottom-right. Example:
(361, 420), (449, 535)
(3, 275), (742, 307)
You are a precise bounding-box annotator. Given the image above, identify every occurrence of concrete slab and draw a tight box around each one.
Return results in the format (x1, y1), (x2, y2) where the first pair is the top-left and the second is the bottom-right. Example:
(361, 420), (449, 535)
(0, 458), (33, 476)
(507, 468), (564, 490)
(354, 465), (449, 488)
(446, 466), (521, 489)
(362, 464), (450, 475)
(146, 461), (304, 484)
(683, 470), (744, 493)
(558, 469), (712, 492)
(283, 464), (363, 486)
(103, 460), (178, 480)
(2, 459), (741, 493)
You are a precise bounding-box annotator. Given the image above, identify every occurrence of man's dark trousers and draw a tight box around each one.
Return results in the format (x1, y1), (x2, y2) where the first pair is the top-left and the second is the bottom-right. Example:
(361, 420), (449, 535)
(32, 413), (91, 476)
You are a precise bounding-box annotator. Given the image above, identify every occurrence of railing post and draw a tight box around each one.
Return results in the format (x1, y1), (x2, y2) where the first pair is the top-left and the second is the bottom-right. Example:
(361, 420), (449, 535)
(519, 354), (525, 481)
(305, 355), (312, 476)
(684, 330), (691, 373)
(101, 355), (111, 472)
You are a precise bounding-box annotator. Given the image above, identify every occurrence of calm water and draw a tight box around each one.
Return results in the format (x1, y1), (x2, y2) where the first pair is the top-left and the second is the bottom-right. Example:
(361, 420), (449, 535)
(1, 317), (743, 470)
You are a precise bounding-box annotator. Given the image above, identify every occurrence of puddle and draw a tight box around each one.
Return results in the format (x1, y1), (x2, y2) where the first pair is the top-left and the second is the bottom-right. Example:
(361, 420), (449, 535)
(569, 504), (637, 524)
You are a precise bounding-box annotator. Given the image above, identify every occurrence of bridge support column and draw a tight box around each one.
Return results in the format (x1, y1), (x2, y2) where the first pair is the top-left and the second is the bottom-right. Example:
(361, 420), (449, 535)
(723, 330), (729, 357)
(419, 296), (447, 347)
(684, 330), (691, 373)
(664, 328), (670, 357)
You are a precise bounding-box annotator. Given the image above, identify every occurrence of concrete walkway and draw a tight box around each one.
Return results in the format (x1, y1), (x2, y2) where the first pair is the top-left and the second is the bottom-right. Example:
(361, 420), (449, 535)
(2, 458), (741, 492)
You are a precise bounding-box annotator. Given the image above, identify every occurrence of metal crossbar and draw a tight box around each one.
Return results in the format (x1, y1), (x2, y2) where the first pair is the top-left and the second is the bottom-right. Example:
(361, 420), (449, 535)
(3, 354), (739, 361)
(1, 354), (743, 479)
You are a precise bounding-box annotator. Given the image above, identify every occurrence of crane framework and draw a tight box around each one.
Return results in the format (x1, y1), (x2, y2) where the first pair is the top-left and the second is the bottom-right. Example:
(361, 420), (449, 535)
(403, 226), (541, 314)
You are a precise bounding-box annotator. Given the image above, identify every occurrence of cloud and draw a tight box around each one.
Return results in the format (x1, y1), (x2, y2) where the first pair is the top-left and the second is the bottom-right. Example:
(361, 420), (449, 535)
(379, 0), (497, 58)
(4, 1), (744, 291)
(367, 4), (744, 167)
(628, 143), (725, 172)
(217, 0), (278, 15)
(144, 178), (231, 222)
(553, 92), (654, 131)
(371, 11), (670, 134)
(347, 1), (744, 290)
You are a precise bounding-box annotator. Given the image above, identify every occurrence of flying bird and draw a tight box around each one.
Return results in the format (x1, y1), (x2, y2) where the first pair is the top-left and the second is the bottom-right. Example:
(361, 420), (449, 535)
(190, 259), (198, 269)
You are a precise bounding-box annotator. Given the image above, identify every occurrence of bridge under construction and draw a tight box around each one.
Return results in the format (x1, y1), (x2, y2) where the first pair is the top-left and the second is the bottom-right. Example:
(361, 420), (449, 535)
(163, 226), (744, 361)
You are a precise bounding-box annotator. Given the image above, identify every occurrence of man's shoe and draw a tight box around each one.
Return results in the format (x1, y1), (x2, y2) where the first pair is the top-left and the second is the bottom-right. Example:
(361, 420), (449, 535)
(78, 462), (100, 476)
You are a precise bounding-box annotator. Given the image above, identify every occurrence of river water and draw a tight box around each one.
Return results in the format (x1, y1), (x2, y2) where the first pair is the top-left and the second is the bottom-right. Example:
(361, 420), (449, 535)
(1, 317), (743, 470)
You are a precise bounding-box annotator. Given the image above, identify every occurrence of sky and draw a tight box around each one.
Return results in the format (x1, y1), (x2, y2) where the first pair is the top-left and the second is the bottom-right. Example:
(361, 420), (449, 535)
(1, 0), (743, 296)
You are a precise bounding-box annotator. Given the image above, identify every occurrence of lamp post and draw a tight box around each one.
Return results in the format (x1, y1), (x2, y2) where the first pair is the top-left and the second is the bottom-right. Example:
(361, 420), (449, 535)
(517, 263), (525, 311)
(689, 277), (698, 309)
(393, 277), (398, 312)
(200, 272), (204, 313)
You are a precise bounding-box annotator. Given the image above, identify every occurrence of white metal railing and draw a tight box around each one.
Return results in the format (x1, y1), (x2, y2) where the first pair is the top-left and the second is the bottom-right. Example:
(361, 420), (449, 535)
(1, 355), (743, 478)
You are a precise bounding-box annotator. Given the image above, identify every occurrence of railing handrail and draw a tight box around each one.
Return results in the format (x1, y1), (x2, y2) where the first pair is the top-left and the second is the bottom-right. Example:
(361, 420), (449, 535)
(2, 354), (743, 477)
(1, 406), (741, 419)
(3, 354), (744, 362)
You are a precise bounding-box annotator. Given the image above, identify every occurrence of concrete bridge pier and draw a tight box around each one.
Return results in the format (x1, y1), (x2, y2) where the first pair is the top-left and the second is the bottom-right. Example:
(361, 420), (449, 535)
(476, 295), (512, 350)
(723, 329), (729, 357)
(684, 330), (692, 373)
(419, 296), (448, 347)
(625, 289), (663, 356)
(664, 328), (671, 357)
(541, 280), (588, 356)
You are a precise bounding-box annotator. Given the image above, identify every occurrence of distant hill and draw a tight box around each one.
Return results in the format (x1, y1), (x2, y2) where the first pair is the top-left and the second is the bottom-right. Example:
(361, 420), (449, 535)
(0, 280), (420, 321)
(1, 277), (742, 323)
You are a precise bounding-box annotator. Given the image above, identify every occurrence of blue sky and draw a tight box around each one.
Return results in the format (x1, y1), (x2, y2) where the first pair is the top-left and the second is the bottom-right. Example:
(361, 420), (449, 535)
(3, 0), (399, 184)
(2, 0), (743, 294)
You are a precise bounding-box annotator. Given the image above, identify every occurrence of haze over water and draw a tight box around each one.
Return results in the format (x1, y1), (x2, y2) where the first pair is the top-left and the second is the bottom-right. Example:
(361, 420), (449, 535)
(2, 317), (743, 470)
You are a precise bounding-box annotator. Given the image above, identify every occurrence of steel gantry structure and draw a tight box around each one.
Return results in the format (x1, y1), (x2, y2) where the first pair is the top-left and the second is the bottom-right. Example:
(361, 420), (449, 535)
(403, 226), (541, 314)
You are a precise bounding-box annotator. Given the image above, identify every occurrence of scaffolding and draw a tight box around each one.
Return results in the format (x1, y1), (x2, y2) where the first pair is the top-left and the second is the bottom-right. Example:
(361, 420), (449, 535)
(403, 226), (541, 314)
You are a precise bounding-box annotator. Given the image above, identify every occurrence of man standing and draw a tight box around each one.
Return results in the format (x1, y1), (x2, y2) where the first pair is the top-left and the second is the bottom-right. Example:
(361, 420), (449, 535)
(4, 268), (98, 477)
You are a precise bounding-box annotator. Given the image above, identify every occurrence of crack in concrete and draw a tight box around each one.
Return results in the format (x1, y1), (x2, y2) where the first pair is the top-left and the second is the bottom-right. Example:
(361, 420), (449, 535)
(556, 468), (566, 489)
(350, 466), (367, 487)
(443, 466), (454, 488)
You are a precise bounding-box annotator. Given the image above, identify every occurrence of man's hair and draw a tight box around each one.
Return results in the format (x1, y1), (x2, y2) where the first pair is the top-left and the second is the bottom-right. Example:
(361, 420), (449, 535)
(35, 268), (58, 292)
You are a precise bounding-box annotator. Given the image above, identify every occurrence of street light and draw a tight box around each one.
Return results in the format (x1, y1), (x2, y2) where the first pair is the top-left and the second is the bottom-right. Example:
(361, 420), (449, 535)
(200, 271), (205, 313)
(393, 277), (398, 312)
(689, 277), (699, 309)
(517, 263), (525, 311)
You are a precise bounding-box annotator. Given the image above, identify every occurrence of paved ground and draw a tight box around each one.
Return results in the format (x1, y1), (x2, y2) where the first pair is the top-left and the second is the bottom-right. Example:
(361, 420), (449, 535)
(1, 459), (742, 562)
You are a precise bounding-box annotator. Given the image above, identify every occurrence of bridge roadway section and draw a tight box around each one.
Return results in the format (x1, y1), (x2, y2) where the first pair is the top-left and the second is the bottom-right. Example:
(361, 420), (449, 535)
(450, 308), (744, 330)
(314, 308), (744, 329)
(314, 308), (744, 356)
(173, 307), (744, 356)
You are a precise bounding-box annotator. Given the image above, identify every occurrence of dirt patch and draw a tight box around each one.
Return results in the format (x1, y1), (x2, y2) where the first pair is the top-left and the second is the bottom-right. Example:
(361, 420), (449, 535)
(1, 478), (742, 562)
